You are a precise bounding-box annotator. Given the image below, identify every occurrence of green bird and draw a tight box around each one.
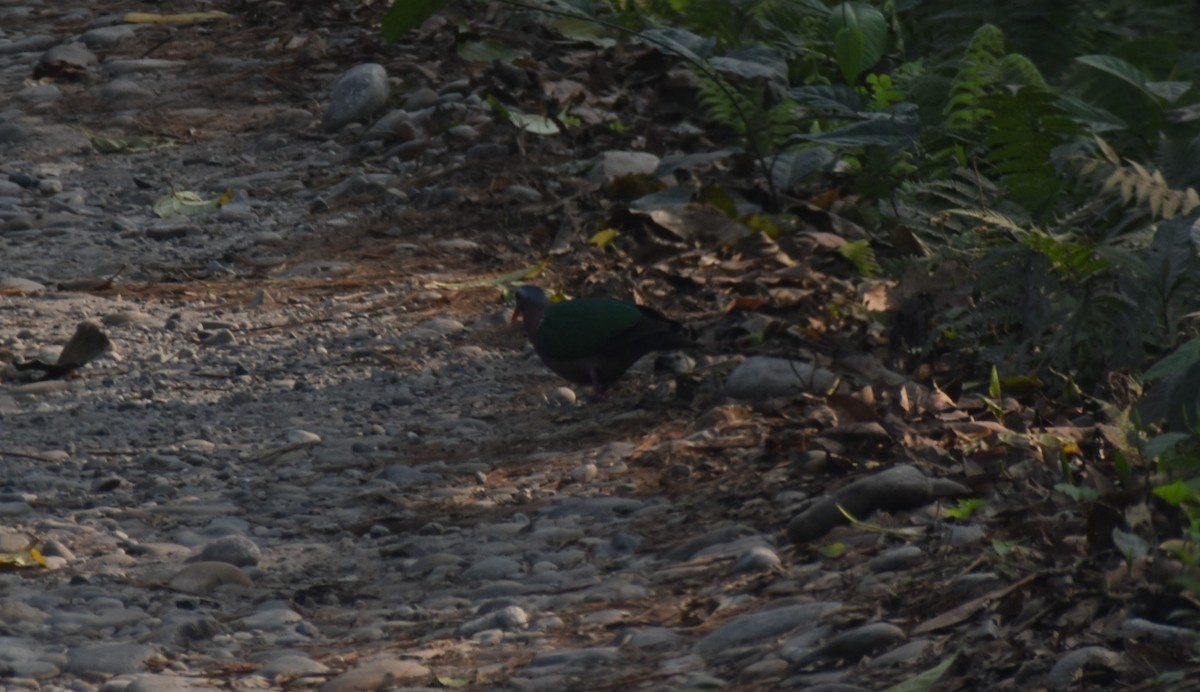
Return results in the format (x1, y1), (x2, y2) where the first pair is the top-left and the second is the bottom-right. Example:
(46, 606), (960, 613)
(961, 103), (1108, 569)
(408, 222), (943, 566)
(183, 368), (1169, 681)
(512, 285), (695, 394)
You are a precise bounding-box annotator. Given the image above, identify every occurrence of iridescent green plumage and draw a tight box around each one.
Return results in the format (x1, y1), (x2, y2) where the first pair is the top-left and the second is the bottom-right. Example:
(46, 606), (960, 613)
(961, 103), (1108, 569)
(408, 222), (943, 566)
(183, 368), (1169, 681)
(513, 286), (694, 392)
(535, 297), (646, 361)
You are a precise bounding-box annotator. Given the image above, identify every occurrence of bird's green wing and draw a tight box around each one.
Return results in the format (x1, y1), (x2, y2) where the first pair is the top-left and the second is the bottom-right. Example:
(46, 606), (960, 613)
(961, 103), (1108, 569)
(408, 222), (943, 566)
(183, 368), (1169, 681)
(536, 298), (644, 360)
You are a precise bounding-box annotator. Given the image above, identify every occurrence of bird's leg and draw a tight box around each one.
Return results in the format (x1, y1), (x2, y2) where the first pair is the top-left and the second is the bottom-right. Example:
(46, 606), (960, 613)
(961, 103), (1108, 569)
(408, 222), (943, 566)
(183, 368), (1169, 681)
(586, 369), (608, 404)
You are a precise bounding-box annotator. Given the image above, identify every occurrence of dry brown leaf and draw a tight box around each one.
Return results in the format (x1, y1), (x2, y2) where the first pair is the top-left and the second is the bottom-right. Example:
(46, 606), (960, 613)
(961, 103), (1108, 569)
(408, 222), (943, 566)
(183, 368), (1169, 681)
(913, 572), (1043, 634)
(646, 207), (756, 245)
(724, 297), (767, 312)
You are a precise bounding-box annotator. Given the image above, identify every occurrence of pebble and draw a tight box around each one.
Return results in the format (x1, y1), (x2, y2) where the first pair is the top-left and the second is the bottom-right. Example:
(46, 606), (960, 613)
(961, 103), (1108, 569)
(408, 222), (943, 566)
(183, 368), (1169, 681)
(791, 622), (907, 667)
(733, 545), (781, 573)
(462, 556), (525, 581)
(1045, 646), (1123, 688)
(868, 545), (924, 572)
(287, 429), (322, 444)
(258, 653), (329, 677)
(189, 535), (261, 567)
(319, 658), (430, 692)
(97, 78), (156, 106)
(546, 386), (576, 406)
(0, 277), (46, 294)
(571, 462), (598, 483)
(0, 122), (27, 143)
(693, 603), (841, 655)
(123, 673), (208, 691)
(38, 42), (97, 74)
(404, 87), (439, 110)
(725, 356), (841, 400)
(200, 328), (236, 347)
(323, 63), (390, 132)
(588, 150), (661, 182)
(81, 24), (138, 49)
(65, 642), (157, 676)
(167, 562), (254, 594)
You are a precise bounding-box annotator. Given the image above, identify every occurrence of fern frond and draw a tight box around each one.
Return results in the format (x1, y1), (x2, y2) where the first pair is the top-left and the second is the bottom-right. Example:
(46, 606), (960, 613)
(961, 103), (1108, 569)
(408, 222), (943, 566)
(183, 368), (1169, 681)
(838, 239), (881, 277)
(1071, 136), (1200, 221)
(943, 24), (1048, 136)
(943, 24), (1003, 129)
(1102, 159), (1200, 220)
(696, 72), (754, 133)
(998, 54), (1047, 89)
(979, 87), (1083, 216)
(947, 208), (1026, 235)
(695, 72), (799, 151)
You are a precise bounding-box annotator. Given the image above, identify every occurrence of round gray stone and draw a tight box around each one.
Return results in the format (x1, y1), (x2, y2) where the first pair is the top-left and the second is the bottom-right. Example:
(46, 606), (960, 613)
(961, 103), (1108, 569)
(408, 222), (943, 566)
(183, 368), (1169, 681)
(190, 535), (261, 567)
(323, 63), (389, 132)
(66, 642), (157, 676)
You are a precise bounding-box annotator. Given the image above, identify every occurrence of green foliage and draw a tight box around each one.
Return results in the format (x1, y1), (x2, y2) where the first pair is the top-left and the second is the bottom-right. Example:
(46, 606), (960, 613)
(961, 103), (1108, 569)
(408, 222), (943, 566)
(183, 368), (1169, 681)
(1055, 482), (1101, 503)
(866, 73), (905, 109)
(942, 24), (1010, 130)
(838, 239), (881, 277)
(382, 0), (448, 42)
(979, 88), (1082, 215)
(828, 2), (888, 85)
(695, 73), (800, 154)
(945, 498), (985, 519)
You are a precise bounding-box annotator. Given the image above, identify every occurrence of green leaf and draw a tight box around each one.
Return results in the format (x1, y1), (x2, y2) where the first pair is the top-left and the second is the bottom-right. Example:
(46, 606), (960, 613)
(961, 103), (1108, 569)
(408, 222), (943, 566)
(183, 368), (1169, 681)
(991, 540), (1018, 557)
(639, 28), (715, 61)
(768, 148), (835, 188)
(486, 95), (560, 135)
(629, 186), (695, 212)
(1054, 482), (1100, 502)
(1144, 338), (1200, 380)
(742, 214), (782, 238)
(654, 148), (742, 178)
(1113, 450), (1132, 485)
(457, 39), (521, 64)
(548, 17), (615, 47)
(945, 498), (985, 519)
(828, 2), (887, 85)
(381, 0), (447, 44)
(152, 190), (230, 218)
(792, 103), (920, 151)
(1057, 95), (1127, 133)
(1154, 480), (1192, 505)
(818, 542), (846, 558)
(1143, 432), (1191, 460)
(1075, 54), (1161, 102)
(710, 45), (788, 84)
(1111, 528), (1149, 561)
(1147, 81), (1191, 103)
(698, 187), (738, 218)
(838, 239), (880, 277)
(590, 229), (620, 248)
(883, 650), (958, 692)
(988, 365), (1001, 399)
(834, 26), (868, 85)
(83, 128), (172, 153)
(788, 84), (863, 113)
(866, 73), (905, 108)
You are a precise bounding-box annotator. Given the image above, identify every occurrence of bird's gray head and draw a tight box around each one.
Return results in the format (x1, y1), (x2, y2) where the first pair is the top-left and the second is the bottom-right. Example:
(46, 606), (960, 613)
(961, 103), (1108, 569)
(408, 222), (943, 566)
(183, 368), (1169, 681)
(515, 285), (549, 306)
(512, 285), (551, 327)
